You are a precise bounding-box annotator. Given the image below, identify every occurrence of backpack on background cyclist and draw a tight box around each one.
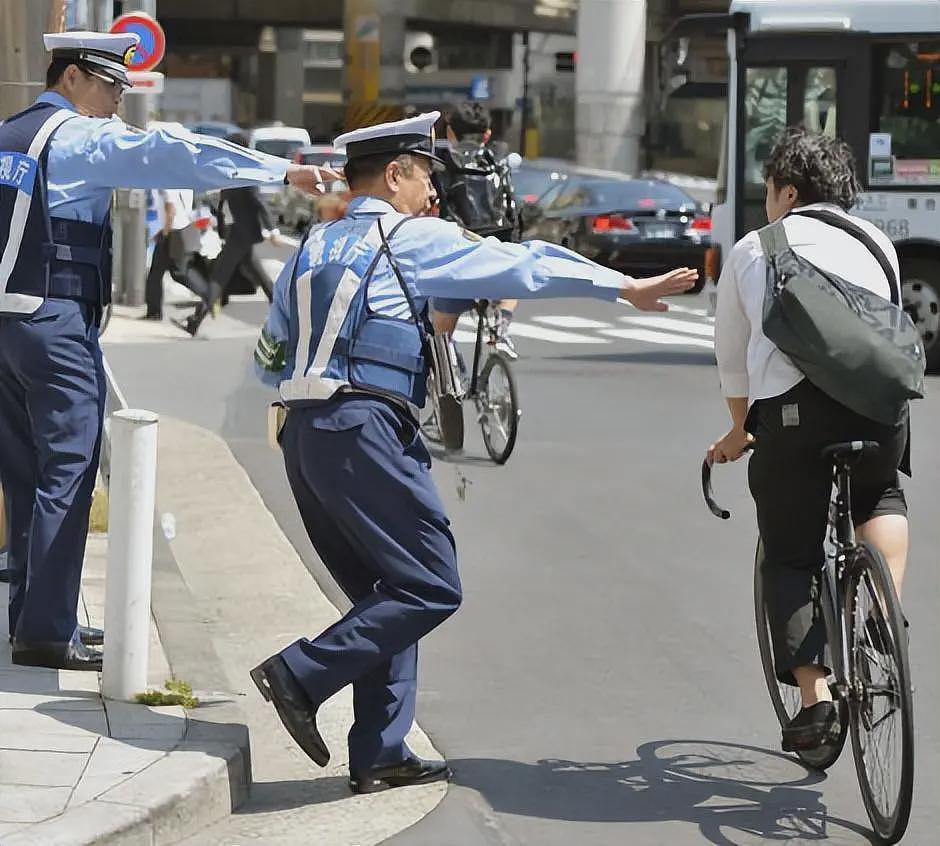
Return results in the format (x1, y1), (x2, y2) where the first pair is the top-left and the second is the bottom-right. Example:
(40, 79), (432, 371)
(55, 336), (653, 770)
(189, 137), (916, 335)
(431, 101), (521, 361)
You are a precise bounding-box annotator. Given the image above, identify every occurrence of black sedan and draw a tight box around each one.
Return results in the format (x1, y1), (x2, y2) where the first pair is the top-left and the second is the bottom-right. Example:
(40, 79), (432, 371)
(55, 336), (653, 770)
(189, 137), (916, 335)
(520, 173), (714, 292)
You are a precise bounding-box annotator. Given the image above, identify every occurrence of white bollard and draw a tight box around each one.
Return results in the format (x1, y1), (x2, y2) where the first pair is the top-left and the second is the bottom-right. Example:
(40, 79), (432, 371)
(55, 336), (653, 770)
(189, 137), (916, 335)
(102, 409), (159, 702)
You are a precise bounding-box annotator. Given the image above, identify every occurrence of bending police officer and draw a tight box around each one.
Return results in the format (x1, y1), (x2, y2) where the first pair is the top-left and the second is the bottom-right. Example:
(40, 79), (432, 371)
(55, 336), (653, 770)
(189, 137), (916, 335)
(0, 30), (337, 671)
(251, 111), (698, 793)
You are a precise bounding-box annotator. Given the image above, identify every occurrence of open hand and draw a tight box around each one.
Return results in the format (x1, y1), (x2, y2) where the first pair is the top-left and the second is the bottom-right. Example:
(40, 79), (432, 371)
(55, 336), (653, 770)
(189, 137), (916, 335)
(286, 164), (345, 196)
(619, 267), (699, 312)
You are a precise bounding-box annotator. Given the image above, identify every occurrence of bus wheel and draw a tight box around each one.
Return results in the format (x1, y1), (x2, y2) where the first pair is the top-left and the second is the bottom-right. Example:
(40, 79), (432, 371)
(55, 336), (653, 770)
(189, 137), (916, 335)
(901, 257), (940, 374)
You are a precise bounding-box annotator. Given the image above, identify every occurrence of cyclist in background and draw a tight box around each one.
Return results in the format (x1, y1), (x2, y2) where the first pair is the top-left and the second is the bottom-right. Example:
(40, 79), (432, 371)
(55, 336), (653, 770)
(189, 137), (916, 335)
(431, 101), (520, 358)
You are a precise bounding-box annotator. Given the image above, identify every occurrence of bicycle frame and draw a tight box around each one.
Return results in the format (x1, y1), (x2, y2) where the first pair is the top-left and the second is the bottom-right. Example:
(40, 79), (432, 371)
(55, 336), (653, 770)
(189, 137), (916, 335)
(468, 299), (499, 399)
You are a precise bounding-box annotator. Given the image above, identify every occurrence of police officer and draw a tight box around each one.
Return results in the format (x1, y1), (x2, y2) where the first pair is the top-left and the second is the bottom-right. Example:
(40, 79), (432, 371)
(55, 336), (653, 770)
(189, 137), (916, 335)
(0, 30), (337, 671)
(250, 111), (698, 793)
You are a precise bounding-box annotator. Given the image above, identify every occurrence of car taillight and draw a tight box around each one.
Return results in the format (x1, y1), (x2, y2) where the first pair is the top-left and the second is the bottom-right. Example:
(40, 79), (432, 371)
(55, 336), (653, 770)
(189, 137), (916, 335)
(592, 214), (634, 233)
(193, 216), (212, 231)
(522, 193), (539, 203)
(687, 216), (712, 232)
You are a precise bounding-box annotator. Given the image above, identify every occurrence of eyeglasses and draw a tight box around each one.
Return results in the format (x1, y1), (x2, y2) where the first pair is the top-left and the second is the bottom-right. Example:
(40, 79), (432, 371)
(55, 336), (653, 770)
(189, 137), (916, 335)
(80, 67), (129, 93)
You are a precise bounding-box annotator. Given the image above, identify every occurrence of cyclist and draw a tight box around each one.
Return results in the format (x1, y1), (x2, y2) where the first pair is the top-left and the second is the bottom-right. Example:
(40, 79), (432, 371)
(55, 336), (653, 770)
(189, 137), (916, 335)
(431, 101), (520, 358)
(707, 127), (911, 751)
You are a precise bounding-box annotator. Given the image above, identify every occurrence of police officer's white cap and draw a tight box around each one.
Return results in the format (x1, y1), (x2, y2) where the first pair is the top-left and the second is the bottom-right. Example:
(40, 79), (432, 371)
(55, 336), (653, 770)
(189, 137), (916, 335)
(43, 31), (141, 89)
(334, 111), (445, 169)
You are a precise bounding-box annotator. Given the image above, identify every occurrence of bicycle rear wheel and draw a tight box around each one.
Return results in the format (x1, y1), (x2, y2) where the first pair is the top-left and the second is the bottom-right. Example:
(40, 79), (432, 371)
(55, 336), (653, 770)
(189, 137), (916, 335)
(754, 539), (848, 770)
(846, 542), (914, 844)
(478, 352), (519, 464)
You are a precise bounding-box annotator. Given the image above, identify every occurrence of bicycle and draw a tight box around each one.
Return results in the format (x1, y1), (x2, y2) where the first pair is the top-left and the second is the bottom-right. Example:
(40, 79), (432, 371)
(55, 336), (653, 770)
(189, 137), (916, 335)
(421, 299), (521, 464)
(702, 441), (914, 844)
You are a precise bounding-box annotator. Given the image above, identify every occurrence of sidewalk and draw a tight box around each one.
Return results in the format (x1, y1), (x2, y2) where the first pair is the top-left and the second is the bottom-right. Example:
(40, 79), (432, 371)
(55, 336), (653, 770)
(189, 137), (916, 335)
(0, 537), (248, 846)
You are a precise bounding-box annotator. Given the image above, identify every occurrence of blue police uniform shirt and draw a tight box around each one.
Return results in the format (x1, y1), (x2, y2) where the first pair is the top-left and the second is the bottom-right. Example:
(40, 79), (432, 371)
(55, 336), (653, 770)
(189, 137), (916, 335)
(256, 195), (626, 389)
(37, 91), (289, 226)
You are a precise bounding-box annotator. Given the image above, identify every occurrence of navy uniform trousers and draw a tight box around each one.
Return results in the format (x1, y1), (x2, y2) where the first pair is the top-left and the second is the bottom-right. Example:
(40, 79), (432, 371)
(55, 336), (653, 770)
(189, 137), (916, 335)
(278, 395), (462, 772)
(0, 299), (106, 644)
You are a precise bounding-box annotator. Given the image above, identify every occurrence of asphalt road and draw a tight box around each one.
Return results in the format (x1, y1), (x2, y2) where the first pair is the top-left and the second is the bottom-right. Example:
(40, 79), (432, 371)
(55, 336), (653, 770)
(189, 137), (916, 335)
(105, 287), (939, 846)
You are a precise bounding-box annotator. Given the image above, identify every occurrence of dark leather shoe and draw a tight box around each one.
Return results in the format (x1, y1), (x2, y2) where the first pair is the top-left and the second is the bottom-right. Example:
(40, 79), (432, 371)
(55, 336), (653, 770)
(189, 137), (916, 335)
(78, 626), (104, 646)
(12, 639), (103, 671)
(349, 756), (452, 794)
(782, 701), (840, 751)
(250, 655), (329, 766)
(171, 316), (200, 337)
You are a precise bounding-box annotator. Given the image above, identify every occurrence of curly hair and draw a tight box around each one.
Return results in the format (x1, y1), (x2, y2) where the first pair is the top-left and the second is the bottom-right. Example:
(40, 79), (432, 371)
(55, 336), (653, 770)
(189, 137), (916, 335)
(762, 126), (861, 210)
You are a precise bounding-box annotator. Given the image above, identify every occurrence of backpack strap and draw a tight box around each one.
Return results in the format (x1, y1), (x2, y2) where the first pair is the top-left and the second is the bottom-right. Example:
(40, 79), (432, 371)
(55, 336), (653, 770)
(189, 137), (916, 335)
(756, 219), (790, 268)
(789, 208), (901, 306)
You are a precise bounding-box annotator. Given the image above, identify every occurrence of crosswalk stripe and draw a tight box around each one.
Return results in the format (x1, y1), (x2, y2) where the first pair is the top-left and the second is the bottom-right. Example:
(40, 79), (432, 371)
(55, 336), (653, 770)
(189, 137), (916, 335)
(599, 327), (714, 349)
(531, 315), (614, 330)
(619, 314), (715, 338)
(456, 315), (608, 344)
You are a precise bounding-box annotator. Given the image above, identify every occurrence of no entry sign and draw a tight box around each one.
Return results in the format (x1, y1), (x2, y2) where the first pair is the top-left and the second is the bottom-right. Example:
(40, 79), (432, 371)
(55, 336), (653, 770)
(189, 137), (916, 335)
(110, 12), (166, 73)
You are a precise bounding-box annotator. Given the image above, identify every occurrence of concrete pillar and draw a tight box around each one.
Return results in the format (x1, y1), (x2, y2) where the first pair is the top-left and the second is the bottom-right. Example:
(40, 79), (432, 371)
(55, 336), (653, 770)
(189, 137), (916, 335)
(576, 0), (647, 174)
(0, 0), (56, 117)
(274, 27), (304, 128)
(343, 0), (405, 130)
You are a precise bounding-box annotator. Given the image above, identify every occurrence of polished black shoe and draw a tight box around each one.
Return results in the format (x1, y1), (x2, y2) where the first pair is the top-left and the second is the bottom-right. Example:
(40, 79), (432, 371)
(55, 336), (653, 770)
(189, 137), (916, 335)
(250, 655), (329, 766)
(349, 756), (452, 794)
(78, 625), (104, 646)
(782, 701), (839, 752)
(171, 316), (200, 337)
(12, 639), (103, 671)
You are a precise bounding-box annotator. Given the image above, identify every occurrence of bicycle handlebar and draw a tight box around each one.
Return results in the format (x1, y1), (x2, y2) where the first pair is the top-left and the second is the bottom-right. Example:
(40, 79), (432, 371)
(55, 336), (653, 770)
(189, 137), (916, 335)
(701, 444), (754, 520)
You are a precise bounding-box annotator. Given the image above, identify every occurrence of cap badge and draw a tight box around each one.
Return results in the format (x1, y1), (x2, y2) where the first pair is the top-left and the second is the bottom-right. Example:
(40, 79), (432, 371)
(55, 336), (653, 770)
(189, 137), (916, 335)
(123, 45), (136, 67)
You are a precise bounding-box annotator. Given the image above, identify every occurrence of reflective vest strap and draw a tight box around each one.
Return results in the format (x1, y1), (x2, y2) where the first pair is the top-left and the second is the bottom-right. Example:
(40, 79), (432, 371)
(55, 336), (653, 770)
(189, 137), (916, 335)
(0, 109), (76, 293)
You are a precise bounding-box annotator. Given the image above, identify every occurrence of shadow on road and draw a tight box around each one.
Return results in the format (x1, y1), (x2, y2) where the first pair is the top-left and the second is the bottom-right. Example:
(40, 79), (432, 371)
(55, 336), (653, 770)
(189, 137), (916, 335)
(449, 739), (878, 845)
(545, 350), (717, 367)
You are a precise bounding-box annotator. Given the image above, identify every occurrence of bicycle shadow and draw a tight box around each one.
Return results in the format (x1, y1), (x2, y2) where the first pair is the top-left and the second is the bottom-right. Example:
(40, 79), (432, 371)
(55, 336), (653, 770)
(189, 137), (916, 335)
(450, 739), (878, 845)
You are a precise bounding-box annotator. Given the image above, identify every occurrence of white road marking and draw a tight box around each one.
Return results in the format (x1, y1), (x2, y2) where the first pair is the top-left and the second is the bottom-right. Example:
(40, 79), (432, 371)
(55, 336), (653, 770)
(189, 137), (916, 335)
(600, 327), (715, 349)
(457, 315), (608, 344)
(531, 315), (614, 330)
(619, 315), (715, 338)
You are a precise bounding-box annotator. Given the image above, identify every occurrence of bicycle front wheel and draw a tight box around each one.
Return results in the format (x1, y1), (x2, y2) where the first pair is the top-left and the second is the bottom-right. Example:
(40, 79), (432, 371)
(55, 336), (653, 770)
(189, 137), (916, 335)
(754, 538), (847, 770)
(478, 352), (519, 464)
(846, 542), (914, 844)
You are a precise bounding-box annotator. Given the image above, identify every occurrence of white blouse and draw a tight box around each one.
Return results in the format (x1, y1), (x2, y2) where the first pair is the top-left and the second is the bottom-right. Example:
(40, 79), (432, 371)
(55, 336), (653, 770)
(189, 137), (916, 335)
(715, 203), (900, 402)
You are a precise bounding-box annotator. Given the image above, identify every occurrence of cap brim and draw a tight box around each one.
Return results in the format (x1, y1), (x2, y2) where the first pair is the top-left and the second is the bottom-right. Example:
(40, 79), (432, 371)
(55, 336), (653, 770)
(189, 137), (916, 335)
(412, 150), (447, 172)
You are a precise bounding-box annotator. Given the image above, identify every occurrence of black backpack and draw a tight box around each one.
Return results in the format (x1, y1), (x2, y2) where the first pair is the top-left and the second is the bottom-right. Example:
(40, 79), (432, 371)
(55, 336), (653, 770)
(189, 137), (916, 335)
(434, 141), (517, 239)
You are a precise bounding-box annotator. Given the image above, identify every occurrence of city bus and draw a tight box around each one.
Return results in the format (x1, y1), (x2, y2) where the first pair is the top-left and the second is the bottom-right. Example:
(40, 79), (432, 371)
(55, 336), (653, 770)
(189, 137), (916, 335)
(662, 0), (940, 371)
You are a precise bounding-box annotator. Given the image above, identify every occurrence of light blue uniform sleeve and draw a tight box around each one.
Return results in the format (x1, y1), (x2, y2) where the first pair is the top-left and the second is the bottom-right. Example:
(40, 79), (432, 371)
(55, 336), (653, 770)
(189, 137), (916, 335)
(393, 217), (626, 302)
(253, 252), (294, 387)
(49, 117), (290, 193)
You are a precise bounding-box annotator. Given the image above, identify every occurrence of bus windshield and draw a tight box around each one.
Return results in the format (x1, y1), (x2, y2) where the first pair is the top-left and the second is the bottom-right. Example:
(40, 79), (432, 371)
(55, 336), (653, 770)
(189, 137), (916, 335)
(872, 40), (940, 185)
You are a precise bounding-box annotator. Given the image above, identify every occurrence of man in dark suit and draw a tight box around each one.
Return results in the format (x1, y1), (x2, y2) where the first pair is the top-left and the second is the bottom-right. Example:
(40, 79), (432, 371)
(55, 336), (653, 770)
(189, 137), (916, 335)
(174, 133), (279, 336)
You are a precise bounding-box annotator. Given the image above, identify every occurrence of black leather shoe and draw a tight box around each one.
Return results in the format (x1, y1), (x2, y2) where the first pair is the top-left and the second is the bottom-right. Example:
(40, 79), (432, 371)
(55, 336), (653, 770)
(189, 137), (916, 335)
(171, 316), (200, 337)
(12, 639), (103, 671)
(782, 701), (839, 751)
(250, 655), (329, 766)
(349, 756), (452, 794)
(78, 626), (104, 646)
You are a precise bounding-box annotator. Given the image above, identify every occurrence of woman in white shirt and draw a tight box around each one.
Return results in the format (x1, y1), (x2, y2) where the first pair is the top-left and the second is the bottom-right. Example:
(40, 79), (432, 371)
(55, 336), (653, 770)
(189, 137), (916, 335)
(708, 128), (910, 752)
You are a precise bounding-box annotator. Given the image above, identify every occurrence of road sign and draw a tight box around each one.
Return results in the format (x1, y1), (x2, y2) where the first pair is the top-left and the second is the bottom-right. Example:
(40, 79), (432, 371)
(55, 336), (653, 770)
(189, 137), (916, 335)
(110, 13), (166, 73)
(470, 76), (491, 100)
(126, 71), (165, 94)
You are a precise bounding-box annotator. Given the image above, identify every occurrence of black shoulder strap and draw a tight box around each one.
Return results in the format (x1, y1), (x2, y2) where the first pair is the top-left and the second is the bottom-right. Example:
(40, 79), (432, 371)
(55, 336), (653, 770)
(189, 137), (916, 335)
(375, 215), (429, 341)
(790, 209), (901, 306)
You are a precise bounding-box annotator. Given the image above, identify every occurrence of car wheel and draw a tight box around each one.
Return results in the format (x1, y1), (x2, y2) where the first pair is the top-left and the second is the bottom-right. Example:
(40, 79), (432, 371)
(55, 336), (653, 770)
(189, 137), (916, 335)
(901, 257), (940, 373)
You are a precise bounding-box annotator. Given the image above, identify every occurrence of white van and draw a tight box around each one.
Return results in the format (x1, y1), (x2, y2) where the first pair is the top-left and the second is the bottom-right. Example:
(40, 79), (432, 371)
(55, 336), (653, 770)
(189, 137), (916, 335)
(246, 125), (311, 159)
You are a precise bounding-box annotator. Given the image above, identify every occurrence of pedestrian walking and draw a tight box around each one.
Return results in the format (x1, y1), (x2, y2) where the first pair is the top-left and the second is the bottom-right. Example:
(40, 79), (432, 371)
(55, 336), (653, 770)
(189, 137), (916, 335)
(250, 111), (697, 792)
(143, 187), (212, 320)
(0, 29), (338, 670)
(174, 132), (281, 336)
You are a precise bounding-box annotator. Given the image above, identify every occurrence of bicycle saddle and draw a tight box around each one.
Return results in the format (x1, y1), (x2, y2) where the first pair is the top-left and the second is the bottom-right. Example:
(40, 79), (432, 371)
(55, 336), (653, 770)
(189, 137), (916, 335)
(820, 440), (880, 464)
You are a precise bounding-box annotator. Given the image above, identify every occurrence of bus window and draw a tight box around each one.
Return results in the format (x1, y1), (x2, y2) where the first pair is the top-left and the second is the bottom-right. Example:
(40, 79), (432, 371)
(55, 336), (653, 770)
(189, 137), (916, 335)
(744, 67), (787, 187)
(872, 41), (940, 185)
(804, 67), (837, 137)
